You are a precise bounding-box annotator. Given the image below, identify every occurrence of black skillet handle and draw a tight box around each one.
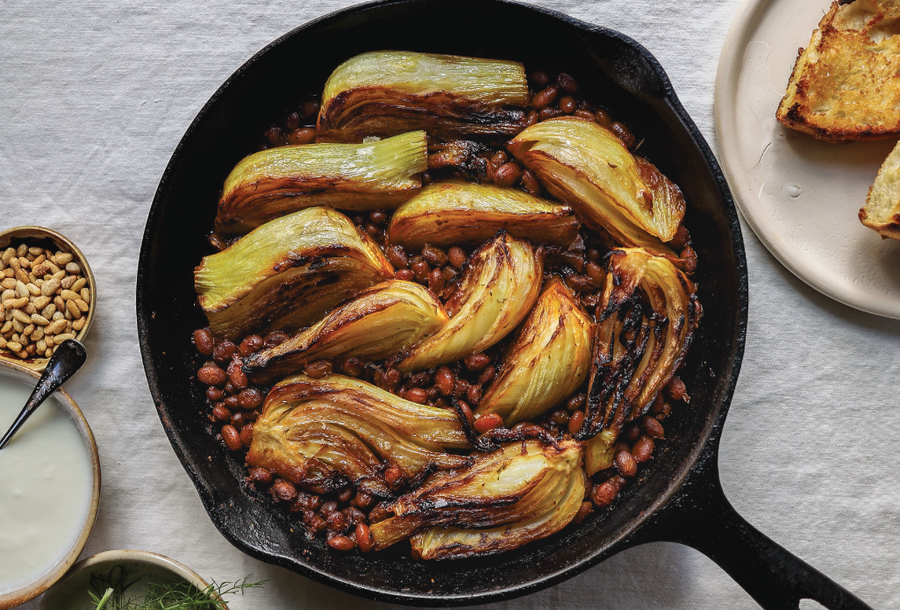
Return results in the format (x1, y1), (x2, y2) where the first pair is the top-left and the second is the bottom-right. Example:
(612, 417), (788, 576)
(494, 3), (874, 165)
(633, 448), (873, 610)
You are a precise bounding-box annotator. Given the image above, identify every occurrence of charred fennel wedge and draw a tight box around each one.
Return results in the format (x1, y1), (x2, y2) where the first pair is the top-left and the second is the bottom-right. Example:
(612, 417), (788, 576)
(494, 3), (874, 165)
(316, 51), (528, 143)
(393, 231), (543, 373)
(507, 117), (686, 259)
(248, 374), (471, 497)
(195, 207), (393, 339)
(369, 440), (585, 558)
(243, 280), (448, 381)
(215, 130), (427, 234)
(580, 248), (699, 475)
(476, 278), (592, 426)
(387, 181), (579, 249)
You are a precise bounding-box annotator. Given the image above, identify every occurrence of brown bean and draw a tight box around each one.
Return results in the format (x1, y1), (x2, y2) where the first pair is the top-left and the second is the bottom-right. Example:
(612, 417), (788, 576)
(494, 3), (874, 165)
(353, 490), (374, 509)
(530, 70), (549, 87)
(531, 85), (559, 109)
(595, 108), (613, 129)
(411, 260), (431, 283)
(247, 467), (272, 486)
(611, 121), (636, 149)
(326, 510), (348, 532)
(567, 393), (586, 411)
(221, 425), (242, 451)
(304, 512), (326, 534)
(525, 109), (539, 126)
(632, 436), (655, 463)
(341, 356), (365, 377)
(557, 72), (578, 93)
(286, 127), (316, 145)
(568, 410), (585, 434)
(422, 245), (448, 267)
(237, 387), (264, 409)
(327, 535), (354, 551)
(320, 500), (339, 515)
(664, 376), (688, 402)
(550, 409), (570, 425)
(337, 487), (354, 503)
(434, 366), (454, 396)
(344, 506), (365, 526)
(193, 329), (214, 355)
(473, 413), (502, 434)
(428, 267), (445, 293)
(212, 404), (232, 423)
(356, 523), (375, 553)
(591, 480), (619, 508)
(670, 225), (690, 250)
(521, 168), (542, 196)
(206, 386), (225, 402)
(304, 359), (333, 379)
(285, 111), (301, 130)
(395, 268), (415, 281)
(464, 353), (490, 371)
(263, 330), (290, 348)
(264, 126), (284, 147)
(239, 334), (264, 356)
(466, 383), (482, 406)
(641, 415), (665, 439)
(477, 365), (495, 385)
(574, 108), (597, 121)
(538, 107), (563, 121)
(625, 422), (642, 442)
(230, 411), (249, 429)
(302, 98), (320, 118)
(382, 367), (401, 390)
(198, 365), (227, 386)
(615, 450), (638, 477)
(448, 247), (467, 269)
(493, 162), (522, 188)
(364, 223), (380, 237)
(456, 399), (474, 426)
(240, 423), (254, 447)
(213, 340), (237, 364)
(385, 245), (408, 269)
(405, 387), (427, 404)
(227, 359), (248, 389)
(224, 395), (240, 409)
(559, 95), (577, 114)
(585, 261), (606, 287)
(442, 265), (457, 281)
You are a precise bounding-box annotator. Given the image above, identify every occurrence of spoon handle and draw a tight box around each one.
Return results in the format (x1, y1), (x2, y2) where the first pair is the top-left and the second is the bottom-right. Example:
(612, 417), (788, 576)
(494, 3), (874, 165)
(0, 339), (87, 450)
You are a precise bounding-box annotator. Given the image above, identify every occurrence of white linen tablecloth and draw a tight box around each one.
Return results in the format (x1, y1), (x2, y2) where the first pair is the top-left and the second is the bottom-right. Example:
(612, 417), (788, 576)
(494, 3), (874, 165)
(3, 1), (899, 608)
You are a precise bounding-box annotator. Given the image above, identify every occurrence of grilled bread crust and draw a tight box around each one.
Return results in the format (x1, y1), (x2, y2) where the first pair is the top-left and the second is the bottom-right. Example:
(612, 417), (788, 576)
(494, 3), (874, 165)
(860, 139), (900, 240)
(776, 0), (900, 142)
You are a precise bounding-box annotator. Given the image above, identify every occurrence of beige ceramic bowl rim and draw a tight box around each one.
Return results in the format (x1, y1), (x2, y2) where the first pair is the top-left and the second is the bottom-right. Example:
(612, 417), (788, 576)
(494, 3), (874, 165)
(0, 360), (101, 609)
(0, 225), (97, 372)
(38, 550), (219, 609)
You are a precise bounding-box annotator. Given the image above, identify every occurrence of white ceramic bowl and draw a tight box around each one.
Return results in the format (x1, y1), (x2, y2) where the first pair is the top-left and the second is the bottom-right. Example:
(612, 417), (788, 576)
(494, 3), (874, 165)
(38, 550), (219, 610)
(0, 361), (100, 609)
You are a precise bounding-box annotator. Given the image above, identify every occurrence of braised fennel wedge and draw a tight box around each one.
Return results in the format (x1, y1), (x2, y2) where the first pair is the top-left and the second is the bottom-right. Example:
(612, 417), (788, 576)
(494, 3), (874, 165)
(215, 131), (428, 234)
(316, 51), (529, 143)
(369, 440), (586, 558)
(581, 248), (699, 475)
(243, 279), (448, 381)
(248, 374), (471, 497)
(507, 117), (686, 260)
(195, 206), (393, 339)
(387, 181), (579, 249)
(476, 278), (593, 426)
(392, 231), (543, 373)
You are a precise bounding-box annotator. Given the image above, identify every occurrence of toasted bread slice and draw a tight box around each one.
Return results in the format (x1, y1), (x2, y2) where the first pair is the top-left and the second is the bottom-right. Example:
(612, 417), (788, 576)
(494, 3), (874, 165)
(860, 139), (900, 239)
(776, 0), (900, 142)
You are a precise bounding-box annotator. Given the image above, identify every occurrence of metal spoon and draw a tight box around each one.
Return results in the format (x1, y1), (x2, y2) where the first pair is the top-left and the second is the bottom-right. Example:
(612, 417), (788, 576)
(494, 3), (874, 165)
(0, 339), (87, 450)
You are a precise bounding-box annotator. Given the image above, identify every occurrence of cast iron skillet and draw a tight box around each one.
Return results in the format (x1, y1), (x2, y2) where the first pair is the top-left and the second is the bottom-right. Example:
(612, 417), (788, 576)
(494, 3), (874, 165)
(136, 1), (873, 608)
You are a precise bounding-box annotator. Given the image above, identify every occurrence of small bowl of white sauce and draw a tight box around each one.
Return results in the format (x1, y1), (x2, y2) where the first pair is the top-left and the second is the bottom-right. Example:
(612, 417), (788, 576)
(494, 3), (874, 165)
(0, 360), (100, 609)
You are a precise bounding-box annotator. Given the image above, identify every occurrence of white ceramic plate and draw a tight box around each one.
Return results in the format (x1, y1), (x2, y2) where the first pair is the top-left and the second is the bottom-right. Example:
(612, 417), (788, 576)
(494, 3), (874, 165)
(715, 0), (900, 319)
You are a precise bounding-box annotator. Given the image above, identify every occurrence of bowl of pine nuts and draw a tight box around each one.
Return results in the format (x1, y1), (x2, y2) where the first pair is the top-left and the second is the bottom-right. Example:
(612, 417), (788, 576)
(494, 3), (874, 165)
(0, 227), (95, 372)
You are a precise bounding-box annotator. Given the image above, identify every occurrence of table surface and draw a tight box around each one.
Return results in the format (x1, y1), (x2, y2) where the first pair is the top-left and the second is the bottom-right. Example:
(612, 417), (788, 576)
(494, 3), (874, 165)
(3, 1), (899, 608)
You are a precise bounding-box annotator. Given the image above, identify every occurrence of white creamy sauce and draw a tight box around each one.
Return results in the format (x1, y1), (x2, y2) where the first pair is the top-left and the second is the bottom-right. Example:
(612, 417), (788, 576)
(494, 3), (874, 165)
(0, 376), (93, 593)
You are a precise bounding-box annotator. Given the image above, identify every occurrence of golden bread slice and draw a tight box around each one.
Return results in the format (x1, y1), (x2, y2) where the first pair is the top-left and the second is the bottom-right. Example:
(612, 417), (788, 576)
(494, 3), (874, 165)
(860, 139), (900, 239)
(776, 0), (900, 142)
